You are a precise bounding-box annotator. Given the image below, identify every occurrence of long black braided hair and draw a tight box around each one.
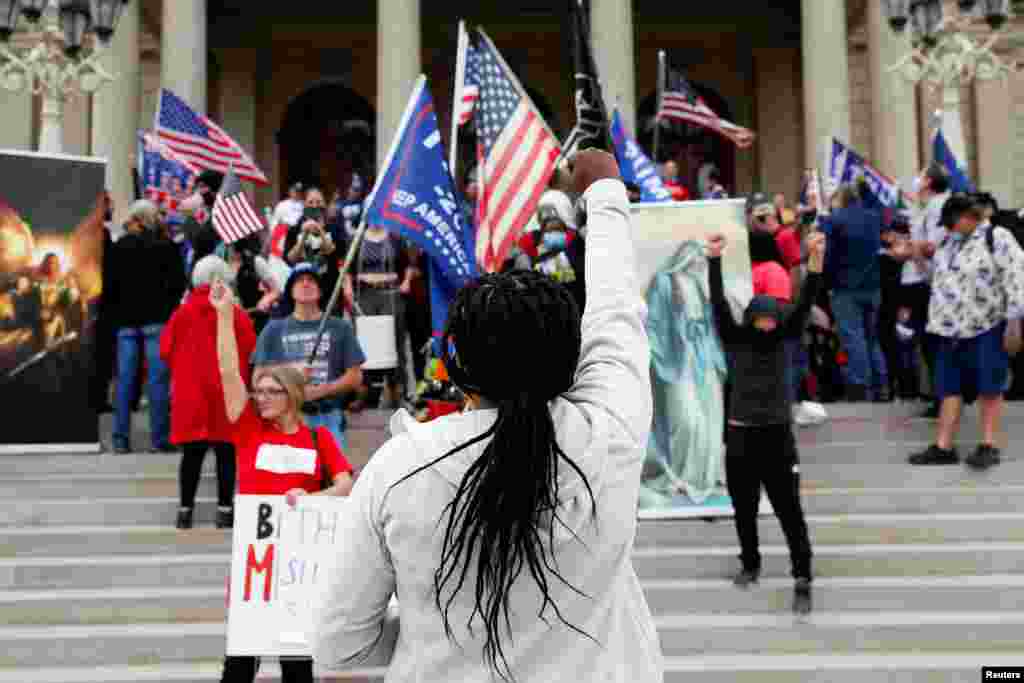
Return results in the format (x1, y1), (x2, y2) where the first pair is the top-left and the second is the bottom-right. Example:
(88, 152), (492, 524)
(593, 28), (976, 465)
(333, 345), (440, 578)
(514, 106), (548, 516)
(391, 269), (598, 681)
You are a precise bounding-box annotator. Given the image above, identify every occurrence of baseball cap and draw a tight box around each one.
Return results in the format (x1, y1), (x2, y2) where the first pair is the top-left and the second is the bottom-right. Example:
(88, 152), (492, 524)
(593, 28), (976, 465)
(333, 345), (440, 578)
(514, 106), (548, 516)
(745, 192), (775, 217)
(282, 262), (322, 312)
(939, 193), (981, 228)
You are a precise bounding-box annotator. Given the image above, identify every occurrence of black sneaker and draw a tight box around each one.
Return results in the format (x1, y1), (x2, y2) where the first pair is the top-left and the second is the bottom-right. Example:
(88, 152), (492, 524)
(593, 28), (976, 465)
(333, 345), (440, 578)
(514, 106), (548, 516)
(176, 507), (193, 530)
(917, 402), (940, 419)
(148, 444), (178, 454)
(793, 578), (812, 615)
(966, 444), (1001, 471)
(732, 568), (759, 588)
(216, 508), (235, 529)
(112, 444), (131, 455)
(908, 445), (959, 465)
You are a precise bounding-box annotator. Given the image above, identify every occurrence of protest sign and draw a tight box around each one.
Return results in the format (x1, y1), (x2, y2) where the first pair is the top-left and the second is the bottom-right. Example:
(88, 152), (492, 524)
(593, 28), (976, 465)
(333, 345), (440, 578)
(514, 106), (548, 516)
(227, 495), (351, 657)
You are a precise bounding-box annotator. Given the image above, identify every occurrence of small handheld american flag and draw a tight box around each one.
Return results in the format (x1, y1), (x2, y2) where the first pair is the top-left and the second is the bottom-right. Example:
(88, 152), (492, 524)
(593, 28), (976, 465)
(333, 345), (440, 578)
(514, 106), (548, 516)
(212, 165), (265, 244)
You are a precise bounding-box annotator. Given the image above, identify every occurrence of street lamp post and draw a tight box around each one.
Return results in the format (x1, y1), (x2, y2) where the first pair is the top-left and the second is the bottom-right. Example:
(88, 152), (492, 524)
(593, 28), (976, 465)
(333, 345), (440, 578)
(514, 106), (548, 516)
(882, 0), (1015, 173)
(0, 0), (129, 154)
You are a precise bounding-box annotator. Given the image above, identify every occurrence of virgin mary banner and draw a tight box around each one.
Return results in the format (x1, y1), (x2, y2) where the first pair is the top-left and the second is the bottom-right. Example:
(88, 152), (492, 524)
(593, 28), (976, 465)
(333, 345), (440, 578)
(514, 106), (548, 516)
(0, 150), (106, 452)
(631, 200), (755, 519)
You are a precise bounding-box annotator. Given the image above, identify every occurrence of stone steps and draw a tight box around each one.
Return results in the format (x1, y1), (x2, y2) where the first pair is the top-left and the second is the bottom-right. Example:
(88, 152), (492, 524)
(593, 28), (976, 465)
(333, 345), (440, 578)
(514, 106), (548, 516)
(5, 574), (1024, 627)
(1, 403), (1022, 681)
(4, 481), (1021, 528)
(6, 511), (1024, 559)
(0, 657), (1004, 683)
(4, 611), (1023, 669)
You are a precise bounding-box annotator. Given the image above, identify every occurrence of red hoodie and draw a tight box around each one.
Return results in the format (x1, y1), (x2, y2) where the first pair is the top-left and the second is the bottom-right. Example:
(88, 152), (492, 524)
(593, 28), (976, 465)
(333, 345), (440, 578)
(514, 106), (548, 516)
(160, 285), (257, 445)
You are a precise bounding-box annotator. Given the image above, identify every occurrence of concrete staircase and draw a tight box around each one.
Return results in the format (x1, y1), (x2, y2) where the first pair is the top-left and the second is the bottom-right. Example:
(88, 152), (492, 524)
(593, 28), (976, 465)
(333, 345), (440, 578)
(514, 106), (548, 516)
(2, 404), (1023, 681)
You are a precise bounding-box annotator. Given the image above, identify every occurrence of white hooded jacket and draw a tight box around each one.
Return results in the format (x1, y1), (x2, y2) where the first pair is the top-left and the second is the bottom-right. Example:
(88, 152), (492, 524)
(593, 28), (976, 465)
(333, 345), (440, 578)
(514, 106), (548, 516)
(313, 179), (662, 682)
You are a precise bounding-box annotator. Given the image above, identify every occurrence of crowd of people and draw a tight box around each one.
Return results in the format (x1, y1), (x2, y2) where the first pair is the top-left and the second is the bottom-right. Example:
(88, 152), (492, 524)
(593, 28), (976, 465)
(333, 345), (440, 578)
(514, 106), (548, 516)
(78, 139), (1024, 680)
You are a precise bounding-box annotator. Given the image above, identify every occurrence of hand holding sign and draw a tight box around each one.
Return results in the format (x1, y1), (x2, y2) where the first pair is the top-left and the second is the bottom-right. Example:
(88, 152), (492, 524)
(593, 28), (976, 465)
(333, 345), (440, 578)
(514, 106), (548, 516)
(706, 233), (726, 259)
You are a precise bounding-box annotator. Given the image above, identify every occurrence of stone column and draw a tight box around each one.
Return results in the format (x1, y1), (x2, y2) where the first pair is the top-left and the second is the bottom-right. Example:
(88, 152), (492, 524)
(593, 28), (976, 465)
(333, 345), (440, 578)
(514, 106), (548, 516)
(92, 0), (140, 223)
(0, 90), (34, 150)
(867, 0), (918, 182)
(590, 0), (636, 134)
(801, 0), (851, 170)
(37, 95), (63, 154)
(161, 0), (206, 113)
(62, 94), (91, 156)
(377, 0), (420, 168)
(974, 76), (1015, 207)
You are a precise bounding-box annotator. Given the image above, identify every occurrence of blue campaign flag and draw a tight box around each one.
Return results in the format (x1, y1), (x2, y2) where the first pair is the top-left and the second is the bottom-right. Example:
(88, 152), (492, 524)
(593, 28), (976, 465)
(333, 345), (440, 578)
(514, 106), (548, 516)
(827, 137), (901, 208)
(137, 130), (197, 225)
(933, 128), (975, 194)
(610, 109), (673, 202)
(362, 76), (477, 351)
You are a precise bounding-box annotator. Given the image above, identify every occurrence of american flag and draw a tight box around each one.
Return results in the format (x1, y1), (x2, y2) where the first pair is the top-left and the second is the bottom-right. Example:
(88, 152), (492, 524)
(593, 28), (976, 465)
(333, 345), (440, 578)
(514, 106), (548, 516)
(658, 66), (755, 149)
(212, 165), (265, 244)
(457, 40), (481, 126)
(473, 30), (561, 272)
(155, 88), (269, 185)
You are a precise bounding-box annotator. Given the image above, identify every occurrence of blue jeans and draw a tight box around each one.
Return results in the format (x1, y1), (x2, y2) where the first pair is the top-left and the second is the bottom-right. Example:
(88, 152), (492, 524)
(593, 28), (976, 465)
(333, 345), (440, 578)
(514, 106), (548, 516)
(113, 324), (170, 450)
(304, 409), (348, 452)
(832, 289), (888, 393)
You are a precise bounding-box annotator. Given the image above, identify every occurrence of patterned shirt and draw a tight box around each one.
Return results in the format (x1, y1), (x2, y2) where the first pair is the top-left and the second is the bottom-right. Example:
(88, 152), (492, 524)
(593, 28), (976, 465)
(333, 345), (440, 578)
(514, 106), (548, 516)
(927, 222), (1024, 339)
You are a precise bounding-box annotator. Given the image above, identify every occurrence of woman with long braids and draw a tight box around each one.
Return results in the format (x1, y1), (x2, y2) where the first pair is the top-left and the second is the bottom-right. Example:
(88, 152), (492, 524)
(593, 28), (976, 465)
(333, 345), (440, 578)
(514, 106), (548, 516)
(314, 150), (662, 682)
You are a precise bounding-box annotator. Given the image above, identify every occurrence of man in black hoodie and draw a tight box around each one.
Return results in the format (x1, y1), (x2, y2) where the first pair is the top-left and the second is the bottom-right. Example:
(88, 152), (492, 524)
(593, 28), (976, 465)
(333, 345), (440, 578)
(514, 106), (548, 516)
(707, 230), (825, 615)
(106, 200), (186, 453)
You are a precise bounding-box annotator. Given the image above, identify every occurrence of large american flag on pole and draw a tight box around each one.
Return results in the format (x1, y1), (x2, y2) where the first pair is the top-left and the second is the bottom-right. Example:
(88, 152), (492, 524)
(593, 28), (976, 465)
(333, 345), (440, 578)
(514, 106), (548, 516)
(658, 65), (755, 149)
(456, 35), (481, 126)
(473, 29), (561, 272)
(212, 165), (265, 244)
(155, 88), (269, 185)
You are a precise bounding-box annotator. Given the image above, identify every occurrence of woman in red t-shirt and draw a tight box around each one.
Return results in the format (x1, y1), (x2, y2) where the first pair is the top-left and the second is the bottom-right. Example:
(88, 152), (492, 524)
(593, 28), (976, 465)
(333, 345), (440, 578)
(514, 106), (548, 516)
(211, 279), (354, 683)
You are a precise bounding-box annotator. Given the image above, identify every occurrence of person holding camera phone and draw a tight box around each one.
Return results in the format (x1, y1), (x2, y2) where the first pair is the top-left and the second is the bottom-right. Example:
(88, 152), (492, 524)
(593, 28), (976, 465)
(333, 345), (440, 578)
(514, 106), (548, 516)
(283, 188), (342, 314)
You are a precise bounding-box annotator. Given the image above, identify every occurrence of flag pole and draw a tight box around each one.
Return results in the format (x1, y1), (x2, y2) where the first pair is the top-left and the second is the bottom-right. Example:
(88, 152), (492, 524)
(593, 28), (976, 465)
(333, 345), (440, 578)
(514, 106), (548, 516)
(306, 75), (428, 367)
(652, 50), (665, 165)
(449, 20), (469, 181)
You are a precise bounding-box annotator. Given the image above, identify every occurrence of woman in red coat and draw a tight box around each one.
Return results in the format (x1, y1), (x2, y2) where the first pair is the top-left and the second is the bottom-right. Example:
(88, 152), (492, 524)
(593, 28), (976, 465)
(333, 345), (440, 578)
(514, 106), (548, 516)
(160, 255), (257, 530)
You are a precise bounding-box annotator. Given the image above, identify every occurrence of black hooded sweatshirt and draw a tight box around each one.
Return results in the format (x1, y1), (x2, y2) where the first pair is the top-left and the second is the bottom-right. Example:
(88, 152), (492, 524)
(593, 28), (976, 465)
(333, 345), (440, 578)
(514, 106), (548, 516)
(709, 257), (821, 425)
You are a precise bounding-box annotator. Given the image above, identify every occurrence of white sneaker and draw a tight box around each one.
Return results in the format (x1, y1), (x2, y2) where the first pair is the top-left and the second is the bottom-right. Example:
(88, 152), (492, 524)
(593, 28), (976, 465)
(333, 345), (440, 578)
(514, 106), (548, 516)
(793, 401), (828, 427)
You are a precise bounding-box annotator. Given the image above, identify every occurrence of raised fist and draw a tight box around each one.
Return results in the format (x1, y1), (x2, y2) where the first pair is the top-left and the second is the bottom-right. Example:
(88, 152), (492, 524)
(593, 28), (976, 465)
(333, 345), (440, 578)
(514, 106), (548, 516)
(570, 149), (621, 197)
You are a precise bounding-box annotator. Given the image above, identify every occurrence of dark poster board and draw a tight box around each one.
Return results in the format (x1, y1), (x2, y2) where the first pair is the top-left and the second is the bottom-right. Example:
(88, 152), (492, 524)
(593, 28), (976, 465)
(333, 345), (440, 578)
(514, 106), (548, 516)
(0, 150), (106, 451)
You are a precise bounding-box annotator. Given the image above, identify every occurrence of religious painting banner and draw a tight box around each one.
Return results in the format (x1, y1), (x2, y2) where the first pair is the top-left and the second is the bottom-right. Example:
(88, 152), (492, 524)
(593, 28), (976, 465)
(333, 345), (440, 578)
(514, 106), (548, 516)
(0, 150), (106, 452)
(631, 200), (762, 519)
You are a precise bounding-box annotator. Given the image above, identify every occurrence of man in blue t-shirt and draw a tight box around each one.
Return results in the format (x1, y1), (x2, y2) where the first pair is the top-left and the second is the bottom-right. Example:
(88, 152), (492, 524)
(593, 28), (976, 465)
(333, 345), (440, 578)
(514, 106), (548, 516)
(252, 262), (366, 450)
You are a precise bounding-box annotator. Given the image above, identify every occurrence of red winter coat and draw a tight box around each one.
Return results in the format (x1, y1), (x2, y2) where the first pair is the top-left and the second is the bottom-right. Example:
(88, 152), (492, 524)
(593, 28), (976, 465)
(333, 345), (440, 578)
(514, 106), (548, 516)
(160, 285), (257, 445)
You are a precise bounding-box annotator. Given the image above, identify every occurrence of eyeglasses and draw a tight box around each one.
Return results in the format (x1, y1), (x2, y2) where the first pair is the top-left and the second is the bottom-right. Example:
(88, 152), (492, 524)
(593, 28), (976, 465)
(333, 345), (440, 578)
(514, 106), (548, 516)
(251, 388), (288, 399)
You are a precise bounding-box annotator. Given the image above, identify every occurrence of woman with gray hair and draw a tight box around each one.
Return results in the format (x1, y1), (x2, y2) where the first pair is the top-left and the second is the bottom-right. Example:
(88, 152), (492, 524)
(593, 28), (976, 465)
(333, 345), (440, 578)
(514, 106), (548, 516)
(160, 255), (257, 529)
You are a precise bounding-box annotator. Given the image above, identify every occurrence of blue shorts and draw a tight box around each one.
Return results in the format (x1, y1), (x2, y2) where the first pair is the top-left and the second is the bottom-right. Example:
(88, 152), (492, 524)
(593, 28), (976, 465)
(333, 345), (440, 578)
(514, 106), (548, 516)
(933, 323), (1009, 400)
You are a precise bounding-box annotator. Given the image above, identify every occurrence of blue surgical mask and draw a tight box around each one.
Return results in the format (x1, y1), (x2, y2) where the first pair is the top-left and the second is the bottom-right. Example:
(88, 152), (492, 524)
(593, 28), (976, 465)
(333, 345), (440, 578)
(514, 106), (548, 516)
(542, 231), (567, 250)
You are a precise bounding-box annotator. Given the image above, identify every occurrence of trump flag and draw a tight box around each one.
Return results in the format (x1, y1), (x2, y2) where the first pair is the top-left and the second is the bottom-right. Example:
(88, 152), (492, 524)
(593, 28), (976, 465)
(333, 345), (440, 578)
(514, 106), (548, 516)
(362, 76), (477, 347)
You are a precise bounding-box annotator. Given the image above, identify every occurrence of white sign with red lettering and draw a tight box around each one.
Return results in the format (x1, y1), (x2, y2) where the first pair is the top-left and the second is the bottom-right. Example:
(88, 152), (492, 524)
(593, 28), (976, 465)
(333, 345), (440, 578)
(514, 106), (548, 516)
(225, 495), (348, 657)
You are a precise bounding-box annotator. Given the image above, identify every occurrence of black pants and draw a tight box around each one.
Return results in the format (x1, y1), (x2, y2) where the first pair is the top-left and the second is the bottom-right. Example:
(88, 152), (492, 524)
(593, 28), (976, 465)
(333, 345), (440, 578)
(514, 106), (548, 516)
(901, 283), (936, 395)
(221, 656), (313, 683)
(725, 423), (813, 580)
(179, 441), (235, 509)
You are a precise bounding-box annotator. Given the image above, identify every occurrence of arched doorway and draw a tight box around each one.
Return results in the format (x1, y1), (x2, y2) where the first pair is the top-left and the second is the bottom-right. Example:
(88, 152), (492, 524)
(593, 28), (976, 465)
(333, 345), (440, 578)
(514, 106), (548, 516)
(277, 82), (376, 201)
(637, 82), (737, 198)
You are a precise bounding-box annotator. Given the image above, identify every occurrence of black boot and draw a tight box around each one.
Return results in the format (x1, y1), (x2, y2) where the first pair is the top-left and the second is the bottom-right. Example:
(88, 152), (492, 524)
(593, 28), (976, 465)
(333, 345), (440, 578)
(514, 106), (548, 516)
(216, 507), (235, 529)
(176, 507), (193, 530)
(732, 568), (760, 588)
(793, 578), (812, 615)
